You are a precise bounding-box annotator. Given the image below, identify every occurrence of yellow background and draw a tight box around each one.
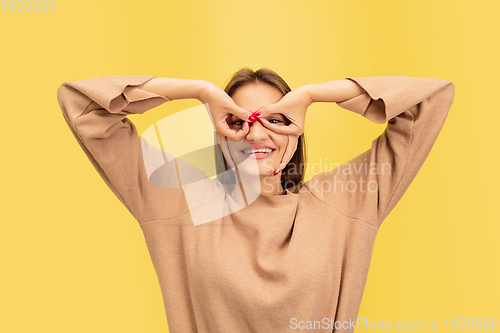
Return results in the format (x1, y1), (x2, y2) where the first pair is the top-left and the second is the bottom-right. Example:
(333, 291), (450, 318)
(1, 0), (498, 332)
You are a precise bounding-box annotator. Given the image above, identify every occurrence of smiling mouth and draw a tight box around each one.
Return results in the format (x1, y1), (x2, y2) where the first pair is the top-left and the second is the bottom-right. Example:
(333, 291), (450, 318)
(240, 148), (276, 155)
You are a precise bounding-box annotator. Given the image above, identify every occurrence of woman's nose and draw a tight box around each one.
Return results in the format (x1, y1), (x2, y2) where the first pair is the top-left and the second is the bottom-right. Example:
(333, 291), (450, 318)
(245, 120), (268, 142)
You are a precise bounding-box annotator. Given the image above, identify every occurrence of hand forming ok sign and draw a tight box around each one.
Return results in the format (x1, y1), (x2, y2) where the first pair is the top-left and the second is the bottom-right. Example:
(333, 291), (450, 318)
(254, 86), (313, 175)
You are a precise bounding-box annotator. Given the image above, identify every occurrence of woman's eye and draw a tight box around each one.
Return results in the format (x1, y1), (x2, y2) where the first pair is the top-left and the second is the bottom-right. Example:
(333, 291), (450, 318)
(231, 118), (284, 126)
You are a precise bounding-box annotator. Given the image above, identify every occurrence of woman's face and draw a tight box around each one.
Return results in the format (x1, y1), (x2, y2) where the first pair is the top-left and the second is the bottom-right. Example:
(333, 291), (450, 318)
(224, 82), (290, 176)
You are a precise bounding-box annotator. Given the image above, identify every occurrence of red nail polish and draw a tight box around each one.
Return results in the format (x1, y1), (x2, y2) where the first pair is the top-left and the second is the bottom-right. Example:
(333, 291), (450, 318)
(248, 110), (261, 123)
(256, 117), (263, 124)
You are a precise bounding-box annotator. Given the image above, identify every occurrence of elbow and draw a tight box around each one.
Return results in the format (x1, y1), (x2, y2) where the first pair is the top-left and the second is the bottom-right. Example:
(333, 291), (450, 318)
(57, 84), (71, 119)
(443, 81), (456, 109)
(56, 83), (91, 127)
(56, 83), (74, 114)
(56, 83), (66, 106)
(441, 79), (455, 99)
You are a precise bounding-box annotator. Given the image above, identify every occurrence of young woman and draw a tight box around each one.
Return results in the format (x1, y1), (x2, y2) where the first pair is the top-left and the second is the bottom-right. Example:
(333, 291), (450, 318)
(57, 68), (455, 332)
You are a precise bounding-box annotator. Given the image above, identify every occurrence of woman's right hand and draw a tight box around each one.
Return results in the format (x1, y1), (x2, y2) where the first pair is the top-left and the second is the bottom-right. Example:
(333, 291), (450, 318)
(197, 81), (252, 141)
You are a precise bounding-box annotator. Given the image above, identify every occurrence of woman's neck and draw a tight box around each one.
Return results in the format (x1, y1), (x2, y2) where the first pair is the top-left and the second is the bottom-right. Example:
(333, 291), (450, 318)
(259, 173), (285, 196)
(235, 171), (285, 197)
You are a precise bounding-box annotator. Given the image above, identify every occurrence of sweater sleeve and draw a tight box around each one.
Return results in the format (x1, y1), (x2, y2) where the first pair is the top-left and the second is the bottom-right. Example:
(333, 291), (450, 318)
(304, 76), (455, 228)
(57, 75), (196, 225)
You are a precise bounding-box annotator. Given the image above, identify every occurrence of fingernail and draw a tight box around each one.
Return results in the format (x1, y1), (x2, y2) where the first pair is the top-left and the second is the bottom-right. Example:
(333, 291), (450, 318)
(256, 117), (263, 124)
(248, 110), (261, 122)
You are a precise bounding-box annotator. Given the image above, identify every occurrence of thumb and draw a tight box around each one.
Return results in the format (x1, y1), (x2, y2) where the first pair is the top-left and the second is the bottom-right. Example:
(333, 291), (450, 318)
(257, 104), (278, 117)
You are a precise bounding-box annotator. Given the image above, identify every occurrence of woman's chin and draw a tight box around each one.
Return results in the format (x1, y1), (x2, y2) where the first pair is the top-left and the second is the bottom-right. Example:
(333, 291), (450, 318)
(236, 164), (274, 177)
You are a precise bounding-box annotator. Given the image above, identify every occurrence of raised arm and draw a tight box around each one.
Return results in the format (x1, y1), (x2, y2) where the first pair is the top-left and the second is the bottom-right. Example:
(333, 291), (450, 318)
(255, 79), (378, 175)
(302, 76), (455, 228)
(57, 76), (214, 224)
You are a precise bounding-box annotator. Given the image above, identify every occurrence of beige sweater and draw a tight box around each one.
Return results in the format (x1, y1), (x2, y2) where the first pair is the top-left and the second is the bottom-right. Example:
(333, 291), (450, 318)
(57, 75), (455, 332)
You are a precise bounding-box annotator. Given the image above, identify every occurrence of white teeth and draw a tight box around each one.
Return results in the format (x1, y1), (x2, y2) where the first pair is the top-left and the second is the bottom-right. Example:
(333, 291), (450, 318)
(242, 148), (273, 154)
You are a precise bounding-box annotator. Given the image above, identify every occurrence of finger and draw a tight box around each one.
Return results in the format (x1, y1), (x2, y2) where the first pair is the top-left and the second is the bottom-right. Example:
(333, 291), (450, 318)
(222, 119), (250, 141)
(259, 103), (306, 135)
(258, 117), (302, 136)
(216, 116), (250, 141)
(257, 105), (275, 118)
(231, 106), (253, 125)
(273, 135), (299, 176)
(235, 120), (250, 140)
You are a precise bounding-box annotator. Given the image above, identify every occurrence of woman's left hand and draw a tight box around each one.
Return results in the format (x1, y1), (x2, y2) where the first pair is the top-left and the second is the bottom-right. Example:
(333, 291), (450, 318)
(257, 85), (313, 136)
(256, 85), (313, 175)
